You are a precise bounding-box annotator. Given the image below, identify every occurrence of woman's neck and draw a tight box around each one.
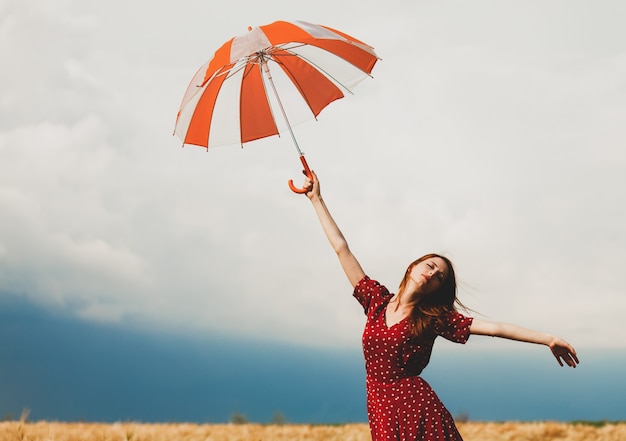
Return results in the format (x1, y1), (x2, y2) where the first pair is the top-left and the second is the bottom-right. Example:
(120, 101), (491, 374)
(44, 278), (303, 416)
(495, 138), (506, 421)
(392, 291), (417, 310)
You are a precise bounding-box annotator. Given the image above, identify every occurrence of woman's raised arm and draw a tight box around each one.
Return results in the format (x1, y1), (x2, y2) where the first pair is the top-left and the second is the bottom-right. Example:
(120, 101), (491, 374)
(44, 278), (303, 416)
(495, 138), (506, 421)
(303, 171), (365, 288)
(470, 318), (580, 368)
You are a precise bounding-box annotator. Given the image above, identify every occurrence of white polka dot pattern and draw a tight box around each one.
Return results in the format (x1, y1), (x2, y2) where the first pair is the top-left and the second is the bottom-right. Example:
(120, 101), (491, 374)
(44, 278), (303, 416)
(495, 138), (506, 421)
(353, 276), (473, 441)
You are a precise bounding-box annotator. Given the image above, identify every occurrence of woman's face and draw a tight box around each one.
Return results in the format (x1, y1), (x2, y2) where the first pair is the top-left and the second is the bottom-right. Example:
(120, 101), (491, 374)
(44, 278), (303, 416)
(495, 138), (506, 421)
(409, 256), (450, 295)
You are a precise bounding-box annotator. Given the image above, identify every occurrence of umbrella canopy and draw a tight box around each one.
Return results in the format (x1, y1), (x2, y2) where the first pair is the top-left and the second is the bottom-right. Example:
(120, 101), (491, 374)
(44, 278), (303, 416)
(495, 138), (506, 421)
(174, 20), (379, 192)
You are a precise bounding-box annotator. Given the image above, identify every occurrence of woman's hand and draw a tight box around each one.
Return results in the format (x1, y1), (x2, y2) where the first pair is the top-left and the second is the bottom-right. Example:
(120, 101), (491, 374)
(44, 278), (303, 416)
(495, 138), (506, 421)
(303, 170), (320, 201)
(548, 337), (579, 368)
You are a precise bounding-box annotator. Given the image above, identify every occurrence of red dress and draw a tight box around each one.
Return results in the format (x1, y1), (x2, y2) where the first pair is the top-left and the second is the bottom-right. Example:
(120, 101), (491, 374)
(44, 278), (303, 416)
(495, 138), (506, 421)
(353, 276), (473, 441)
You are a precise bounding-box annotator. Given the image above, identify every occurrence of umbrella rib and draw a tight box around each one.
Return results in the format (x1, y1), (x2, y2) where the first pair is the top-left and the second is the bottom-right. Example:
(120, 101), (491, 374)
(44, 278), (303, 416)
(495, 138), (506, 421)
(272, 49), (358, 96)
(198, 60), (248, 89)
(245, 62), (282, 142)
(224, 59), (256, 80)
(206, 53), (266, 86)
(267, 56), (323, 121)
(252, 60), (301, 156)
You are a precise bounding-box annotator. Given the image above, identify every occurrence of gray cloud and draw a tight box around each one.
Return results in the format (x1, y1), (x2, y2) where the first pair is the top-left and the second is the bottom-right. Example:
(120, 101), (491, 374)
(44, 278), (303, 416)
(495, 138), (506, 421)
(1, 0), (625, 349)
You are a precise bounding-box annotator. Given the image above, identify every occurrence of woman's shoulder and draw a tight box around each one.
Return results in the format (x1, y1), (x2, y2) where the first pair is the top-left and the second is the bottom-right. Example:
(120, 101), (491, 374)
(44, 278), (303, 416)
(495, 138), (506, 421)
(354, 275), (390, 294)
(435, 310), (474, 343)
(353, 275), (393, 309)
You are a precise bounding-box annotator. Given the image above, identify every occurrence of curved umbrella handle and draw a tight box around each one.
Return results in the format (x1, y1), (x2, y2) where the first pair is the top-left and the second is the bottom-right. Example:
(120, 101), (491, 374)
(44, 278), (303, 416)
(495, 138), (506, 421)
(288, 156), (313, 194)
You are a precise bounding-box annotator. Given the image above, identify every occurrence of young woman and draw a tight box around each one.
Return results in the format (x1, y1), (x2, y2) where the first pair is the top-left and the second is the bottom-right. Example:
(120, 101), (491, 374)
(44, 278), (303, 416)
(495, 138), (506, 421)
(301, 171), (579, 441)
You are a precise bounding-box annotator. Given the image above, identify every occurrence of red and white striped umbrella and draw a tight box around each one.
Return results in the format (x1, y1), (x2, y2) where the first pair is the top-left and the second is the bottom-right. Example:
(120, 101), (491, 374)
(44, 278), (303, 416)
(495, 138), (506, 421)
(174, 20), (379, 192)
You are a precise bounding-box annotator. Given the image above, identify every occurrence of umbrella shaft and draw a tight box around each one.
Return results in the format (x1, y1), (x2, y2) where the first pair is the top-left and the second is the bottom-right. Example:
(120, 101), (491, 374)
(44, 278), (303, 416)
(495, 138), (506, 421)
(262, 61), (304, 157)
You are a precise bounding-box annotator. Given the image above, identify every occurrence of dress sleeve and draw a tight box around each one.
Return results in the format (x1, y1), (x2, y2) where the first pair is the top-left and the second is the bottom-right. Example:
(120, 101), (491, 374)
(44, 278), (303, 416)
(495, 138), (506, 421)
(435, 311), (473, 344)
(353, 276), (390, 314)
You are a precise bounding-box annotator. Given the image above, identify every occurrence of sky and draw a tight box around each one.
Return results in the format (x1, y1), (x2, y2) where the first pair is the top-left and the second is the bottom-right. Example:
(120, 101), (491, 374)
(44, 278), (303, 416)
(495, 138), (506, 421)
(1, 0), (626, 423)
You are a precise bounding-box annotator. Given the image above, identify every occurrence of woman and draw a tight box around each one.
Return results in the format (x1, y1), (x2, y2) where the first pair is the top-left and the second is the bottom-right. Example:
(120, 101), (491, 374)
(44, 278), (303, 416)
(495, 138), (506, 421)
(301, 172), (579, 441)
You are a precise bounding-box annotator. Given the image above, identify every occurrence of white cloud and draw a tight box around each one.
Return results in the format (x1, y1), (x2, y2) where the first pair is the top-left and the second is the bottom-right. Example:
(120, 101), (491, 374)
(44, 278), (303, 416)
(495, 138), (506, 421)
(1, 0), (625, 350)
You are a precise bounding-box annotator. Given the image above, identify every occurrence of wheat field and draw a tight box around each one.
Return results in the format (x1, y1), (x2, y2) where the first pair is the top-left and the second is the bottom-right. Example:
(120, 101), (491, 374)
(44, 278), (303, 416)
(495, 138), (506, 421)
(1, 421), (625, 441)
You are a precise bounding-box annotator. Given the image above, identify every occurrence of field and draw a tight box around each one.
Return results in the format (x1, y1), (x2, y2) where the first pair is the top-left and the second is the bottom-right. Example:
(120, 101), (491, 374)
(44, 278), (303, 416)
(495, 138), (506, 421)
(1, 421), (625, 441)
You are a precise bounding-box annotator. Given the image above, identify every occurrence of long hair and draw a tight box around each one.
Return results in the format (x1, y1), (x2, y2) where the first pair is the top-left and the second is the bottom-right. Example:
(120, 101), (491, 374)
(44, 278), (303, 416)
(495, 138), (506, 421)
(396, 253), (467, 337)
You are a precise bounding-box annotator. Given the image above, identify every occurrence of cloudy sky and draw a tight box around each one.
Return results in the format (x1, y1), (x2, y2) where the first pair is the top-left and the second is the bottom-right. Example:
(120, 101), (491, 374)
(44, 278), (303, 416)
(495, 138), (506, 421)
(2, 0), (625, 357)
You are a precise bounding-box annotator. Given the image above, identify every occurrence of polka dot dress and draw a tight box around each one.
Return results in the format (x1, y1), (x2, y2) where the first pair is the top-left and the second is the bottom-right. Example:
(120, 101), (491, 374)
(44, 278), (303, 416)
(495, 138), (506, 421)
(353, 276), (473, 441)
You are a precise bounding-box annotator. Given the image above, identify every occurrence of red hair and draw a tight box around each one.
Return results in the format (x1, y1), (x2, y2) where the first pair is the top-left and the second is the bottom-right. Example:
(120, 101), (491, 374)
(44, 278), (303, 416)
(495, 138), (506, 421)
(396, 254), (467, 337)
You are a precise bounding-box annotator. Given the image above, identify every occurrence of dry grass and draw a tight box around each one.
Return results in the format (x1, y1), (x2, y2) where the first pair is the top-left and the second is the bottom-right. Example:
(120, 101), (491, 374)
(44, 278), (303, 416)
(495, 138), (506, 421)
(1, 421), (625, 441)
(459, 422), (626, 441)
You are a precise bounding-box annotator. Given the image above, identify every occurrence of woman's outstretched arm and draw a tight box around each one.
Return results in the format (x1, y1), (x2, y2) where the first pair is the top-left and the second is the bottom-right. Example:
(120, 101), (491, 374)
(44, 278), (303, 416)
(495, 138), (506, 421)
(302, 171), (365, 287)
(469, 318), (579, 367)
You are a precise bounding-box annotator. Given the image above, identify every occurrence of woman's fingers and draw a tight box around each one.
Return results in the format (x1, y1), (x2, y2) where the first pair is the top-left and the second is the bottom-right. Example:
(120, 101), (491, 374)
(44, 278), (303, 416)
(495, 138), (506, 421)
(551, 343), (579, 368)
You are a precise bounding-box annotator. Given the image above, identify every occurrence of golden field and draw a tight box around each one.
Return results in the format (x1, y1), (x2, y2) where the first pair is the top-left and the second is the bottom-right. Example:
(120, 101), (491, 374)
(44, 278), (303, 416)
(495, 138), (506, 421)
(1, 421), (626, 441)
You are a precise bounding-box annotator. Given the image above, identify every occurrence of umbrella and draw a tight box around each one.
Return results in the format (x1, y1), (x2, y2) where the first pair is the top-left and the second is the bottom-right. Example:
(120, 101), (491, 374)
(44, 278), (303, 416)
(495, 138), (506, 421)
(174, 20), (379, 193)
